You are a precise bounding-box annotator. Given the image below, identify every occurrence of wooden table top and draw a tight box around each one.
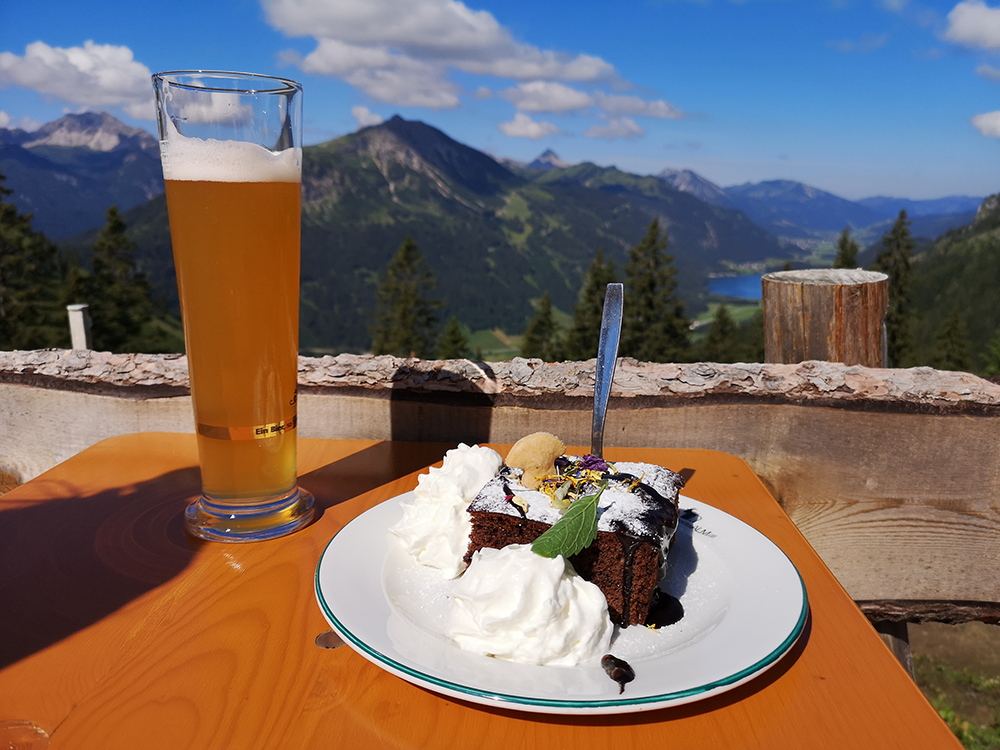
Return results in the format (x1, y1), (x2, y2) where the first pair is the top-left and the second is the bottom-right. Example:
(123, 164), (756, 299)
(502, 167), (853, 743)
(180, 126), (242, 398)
(0, 433), (960, 749)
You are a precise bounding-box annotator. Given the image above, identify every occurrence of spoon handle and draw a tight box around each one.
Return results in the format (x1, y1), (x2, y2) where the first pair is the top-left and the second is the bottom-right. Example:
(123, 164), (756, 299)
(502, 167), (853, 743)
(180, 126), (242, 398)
(591, 283), (623, 458)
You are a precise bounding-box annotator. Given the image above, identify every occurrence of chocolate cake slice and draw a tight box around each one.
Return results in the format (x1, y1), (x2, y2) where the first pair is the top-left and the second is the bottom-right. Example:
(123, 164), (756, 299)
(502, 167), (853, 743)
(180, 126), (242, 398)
(465, 456), (685, 627)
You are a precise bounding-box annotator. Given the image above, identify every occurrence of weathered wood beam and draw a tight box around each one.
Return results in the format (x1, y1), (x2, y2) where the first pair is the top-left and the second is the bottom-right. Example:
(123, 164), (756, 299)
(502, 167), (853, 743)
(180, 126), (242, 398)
(859, 600), (1000, 625)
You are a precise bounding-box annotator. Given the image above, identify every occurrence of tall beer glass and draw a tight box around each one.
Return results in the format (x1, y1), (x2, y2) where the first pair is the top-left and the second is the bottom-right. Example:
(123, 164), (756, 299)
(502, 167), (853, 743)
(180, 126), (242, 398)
(152, 71), (314, 542)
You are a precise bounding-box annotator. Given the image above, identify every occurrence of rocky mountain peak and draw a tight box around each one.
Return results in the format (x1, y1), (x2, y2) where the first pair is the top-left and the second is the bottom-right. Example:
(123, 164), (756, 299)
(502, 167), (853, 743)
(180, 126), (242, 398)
(357, 115), (520, 197)
(975, 194), (999, 220)
(21, 112), (157, 153)
(971, 193), (1000, 231)
(528, 149), (571, 170)
(657, 168), (729, 205)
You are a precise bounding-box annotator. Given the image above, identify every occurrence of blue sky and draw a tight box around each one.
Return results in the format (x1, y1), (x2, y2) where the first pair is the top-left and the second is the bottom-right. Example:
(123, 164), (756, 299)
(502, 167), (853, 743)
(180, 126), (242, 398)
(1, 0), (999, 200)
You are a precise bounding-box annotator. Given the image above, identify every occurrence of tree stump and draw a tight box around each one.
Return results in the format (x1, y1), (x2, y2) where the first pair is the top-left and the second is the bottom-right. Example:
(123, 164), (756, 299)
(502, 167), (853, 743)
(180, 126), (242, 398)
(763, 269), (888, 367)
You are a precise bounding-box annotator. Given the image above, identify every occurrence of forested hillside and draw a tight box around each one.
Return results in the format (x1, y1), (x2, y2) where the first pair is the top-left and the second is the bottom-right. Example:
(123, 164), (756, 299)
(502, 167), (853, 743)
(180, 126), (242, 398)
(12, 112), (996, 363)
(910, 195), (1000, 373)
(84, 115), (788, 354)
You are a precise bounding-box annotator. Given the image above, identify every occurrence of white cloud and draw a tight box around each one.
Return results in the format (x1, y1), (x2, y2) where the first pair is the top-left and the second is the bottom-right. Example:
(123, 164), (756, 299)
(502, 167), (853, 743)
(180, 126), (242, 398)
(584, 117), (645, 141)
(499, 81), (593, 113)
(460, 51), (615, 81)
(977, 63), (1000, 79)
(281, 38), (461, 108)
(945, 0), (1000, 49)
(826, 33), (889, 53)
(497, 112), (560, 139)
(0, 41), (155, 119)
(264, 0), (510, 54)
(972, 110), (1000, 137)
(473, 86), (493, 99)
(0, 112), (43, 131)
(593, 92), (684, 119)
(262, 0), (619, 109)
(352, 105), (384, 128)
(290, 38), (400, 75)
(163, 88), (254, 126)
(346, 67), (461, 109)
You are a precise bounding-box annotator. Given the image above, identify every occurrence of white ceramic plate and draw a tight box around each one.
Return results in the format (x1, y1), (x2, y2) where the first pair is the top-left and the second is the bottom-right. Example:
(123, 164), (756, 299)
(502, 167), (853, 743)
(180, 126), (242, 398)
(315, 493), (808, 715)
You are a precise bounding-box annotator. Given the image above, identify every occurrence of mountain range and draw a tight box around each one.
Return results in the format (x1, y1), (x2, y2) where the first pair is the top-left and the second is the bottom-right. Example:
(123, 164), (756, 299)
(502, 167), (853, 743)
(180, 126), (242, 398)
(0, 112), (992, 353)
(0, 112), (163, 239)
(3, 113), (982, 247)
(657, 169), (982, 243)
(240, 115), (785, 352)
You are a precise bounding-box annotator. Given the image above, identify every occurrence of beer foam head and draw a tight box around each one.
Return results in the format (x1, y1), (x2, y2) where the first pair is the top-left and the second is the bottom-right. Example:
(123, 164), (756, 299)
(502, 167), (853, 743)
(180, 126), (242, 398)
(160, 134), (300, 183)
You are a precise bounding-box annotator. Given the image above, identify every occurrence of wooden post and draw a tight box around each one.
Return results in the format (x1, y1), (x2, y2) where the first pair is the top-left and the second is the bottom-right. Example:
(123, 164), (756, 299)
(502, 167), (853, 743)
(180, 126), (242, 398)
(763, 268), (912, 674)
(763, 269), (888, 367)
(66, 304), (92, 351)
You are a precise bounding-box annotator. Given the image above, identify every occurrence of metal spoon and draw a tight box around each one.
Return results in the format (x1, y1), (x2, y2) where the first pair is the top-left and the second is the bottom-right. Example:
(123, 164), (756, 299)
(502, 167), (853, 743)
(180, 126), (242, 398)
(591, 283), (623, 458)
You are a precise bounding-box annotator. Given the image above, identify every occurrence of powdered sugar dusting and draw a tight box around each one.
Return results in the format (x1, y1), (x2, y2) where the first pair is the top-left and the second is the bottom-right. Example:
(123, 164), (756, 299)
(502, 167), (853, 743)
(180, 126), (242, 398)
(469, 458), (684, 542)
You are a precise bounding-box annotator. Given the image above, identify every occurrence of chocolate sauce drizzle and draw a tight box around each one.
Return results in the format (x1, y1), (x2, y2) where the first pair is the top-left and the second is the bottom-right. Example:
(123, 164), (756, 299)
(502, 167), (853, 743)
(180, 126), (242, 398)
(501, 480), (529, 532)
(614, 530), (643, 626)
(606, 472), (679, 531)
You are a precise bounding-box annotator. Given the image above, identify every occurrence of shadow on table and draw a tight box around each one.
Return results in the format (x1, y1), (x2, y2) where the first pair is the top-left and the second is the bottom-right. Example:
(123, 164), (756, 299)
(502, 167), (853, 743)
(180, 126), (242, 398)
(0, 466), (202, 670)
(297, 359), (501, 520)
(299, 440), (454, 513)
(0, 440), (455, 670)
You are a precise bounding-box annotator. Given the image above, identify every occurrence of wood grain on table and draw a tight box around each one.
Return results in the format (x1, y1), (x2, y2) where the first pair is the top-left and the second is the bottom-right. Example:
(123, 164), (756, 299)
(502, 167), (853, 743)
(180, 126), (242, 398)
(0, 433), (961, 749)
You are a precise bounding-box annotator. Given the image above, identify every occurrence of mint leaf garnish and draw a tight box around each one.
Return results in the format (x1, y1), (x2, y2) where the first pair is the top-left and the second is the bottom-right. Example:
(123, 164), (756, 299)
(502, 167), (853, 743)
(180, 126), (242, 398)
(531, 482), (606, 559)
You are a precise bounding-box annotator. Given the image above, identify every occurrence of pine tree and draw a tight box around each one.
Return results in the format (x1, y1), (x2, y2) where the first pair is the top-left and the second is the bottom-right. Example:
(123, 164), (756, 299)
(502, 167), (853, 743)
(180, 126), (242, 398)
(738, 309), (766, 362)
(520, 291), (560, 361)
(64, 206), (154, 352)
(437, 315), (470, 359)
(984, 327), (1000, 377)
(983, 328), (1000, 377)
(871, 210), (916, 367)
(561, 248), (617, 361)
(930, 308), (973, 372)
(833, 227), (859, 269)
(370, 235), (442, 357)
(620, 218), (690, 363)
(700, 304), (742, 362)
(0, 170), (67, 349)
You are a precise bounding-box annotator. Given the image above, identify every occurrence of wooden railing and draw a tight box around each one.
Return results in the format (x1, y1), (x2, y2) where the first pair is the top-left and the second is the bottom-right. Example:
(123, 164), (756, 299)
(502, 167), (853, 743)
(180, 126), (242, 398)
(2, 348), (999, 632)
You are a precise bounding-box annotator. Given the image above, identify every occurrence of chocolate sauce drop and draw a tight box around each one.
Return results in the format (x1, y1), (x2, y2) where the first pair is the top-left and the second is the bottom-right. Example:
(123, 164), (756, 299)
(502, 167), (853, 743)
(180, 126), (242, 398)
(601, 654), (635, 694)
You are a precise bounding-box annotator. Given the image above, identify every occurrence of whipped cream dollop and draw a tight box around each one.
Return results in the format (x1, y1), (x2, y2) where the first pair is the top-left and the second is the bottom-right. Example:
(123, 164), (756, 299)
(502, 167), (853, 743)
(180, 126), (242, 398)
(389, 443), (502, 578)
(445, 544), (612, 666)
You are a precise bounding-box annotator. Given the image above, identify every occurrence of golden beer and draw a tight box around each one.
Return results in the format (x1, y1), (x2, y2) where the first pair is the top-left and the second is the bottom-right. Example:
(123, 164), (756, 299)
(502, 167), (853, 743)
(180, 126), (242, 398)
(165, 178), (300, 501)
(154, 70), (313, 541)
